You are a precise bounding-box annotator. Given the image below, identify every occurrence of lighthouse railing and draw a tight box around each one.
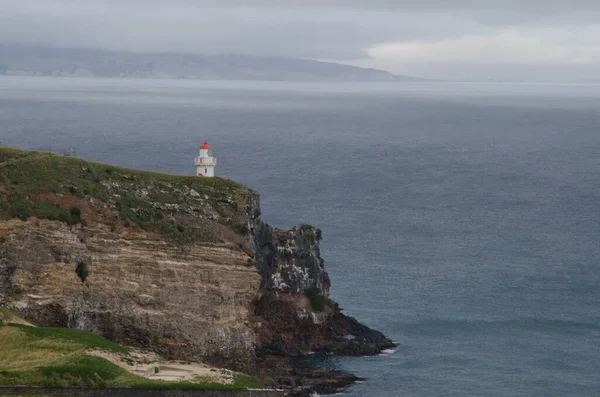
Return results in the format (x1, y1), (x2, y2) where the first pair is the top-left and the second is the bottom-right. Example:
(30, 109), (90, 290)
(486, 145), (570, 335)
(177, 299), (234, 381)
(194, 157), (217, 166)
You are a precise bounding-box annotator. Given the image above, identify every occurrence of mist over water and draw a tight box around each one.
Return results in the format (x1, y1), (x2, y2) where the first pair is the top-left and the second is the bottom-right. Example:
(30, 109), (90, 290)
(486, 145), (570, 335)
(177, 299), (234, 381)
(1, 77), (599, 397)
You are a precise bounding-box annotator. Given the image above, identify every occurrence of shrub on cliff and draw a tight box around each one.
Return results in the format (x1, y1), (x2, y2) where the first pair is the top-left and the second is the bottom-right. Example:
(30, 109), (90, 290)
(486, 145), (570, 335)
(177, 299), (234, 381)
(299, 224), (315, 232)
(305, 287), (334, 313)
(232, 223), (249, 235)
(69, 207), (81, 219)
(299, 224), (323, 241)
(9, 200), (30, 221)
(75, 261), (89, 283)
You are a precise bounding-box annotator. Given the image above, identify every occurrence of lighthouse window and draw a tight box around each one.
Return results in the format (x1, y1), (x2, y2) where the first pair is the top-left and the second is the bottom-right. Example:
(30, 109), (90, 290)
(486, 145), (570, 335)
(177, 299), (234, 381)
(205, 168), (207, 173)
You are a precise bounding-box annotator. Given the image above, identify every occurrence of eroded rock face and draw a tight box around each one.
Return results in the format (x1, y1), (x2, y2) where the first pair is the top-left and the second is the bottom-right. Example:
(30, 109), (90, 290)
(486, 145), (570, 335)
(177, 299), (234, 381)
(0, 218), (260, 372)
(246, 192), (330, 297)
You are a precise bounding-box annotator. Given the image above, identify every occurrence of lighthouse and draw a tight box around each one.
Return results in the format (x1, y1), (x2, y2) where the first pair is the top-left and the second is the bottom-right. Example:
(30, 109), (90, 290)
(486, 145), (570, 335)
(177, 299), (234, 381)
(194, 141), (217, 177)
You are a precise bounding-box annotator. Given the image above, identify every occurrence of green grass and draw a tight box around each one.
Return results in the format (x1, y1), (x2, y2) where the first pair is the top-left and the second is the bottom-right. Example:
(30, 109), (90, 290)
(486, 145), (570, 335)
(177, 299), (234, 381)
(0, 307), (16, 322)
(231, 374), (266, 389)
(0, 146), (31, 164)
(0, 146), (249, 244)
(0, 310), (264, 390)
(37, 355), (125, 387)
(7, 323), (129, 354)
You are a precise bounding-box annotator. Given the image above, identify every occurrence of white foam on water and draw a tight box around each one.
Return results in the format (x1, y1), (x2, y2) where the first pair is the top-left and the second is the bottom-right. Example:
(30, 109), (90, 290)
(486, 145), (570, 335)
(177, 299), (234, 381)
(379, 348), (397, 356)
(310, 391), (345, 396)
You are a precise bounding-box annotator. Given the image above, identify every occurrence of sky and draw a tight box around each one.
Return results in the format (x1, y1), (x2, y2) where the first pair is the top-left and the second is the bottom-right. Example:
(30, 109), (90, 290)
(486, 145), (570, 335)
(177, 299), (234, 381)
(1, 0), (599, 81)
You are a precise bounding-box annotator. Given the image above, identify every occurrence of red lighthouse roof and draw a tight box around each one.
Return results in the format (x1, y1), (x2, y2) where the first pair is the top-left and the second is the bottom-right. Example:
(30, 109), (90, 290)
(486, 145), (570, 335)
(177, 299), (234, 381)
(200, 141), (211, 150)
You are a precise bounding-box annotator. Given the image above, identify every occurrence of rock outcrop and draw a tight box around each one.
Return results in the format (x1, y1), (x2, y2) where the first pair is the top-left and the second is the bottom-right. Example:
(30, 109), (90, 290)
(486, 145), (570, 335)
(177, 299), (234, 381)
(246, 191), (330, 297)
(246, 179), (396, 395)
(0, 148), (395, 395)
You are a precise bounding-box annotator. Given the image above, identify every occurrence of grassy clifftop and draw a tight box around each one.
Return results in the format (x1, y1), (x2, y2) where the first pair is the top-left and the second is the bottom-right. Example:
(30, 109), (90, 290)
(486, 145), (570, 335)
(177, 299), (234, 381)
(0, 147), (250, 244)
(0, 307), (263, 390)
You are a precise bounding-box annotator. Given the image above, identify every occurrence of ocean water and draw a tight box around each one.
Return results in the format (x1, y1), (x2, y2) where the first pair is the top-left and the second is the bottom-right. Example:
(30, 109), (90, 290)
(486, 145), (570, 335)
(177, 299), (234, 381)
(1, 77), (599, 397)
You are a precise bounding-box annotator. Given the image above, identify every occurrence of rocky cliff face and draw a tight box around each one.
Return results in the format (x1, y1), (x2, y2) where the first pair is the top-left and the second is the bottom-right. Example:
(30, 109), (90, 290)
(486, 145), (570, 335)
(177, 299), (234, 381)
(0, 218), (260, 372)
(0, 148), (395, 396)
(246, 191), (330, 297)
(245, 191), (395, 395)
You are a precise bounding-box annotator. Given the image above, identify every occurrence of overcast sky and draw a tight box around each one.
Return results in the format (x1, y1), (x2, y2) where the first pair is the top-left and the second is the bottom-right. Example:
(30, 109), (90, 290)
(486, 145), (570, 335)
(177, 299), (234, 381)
(1, 0), (599, 81)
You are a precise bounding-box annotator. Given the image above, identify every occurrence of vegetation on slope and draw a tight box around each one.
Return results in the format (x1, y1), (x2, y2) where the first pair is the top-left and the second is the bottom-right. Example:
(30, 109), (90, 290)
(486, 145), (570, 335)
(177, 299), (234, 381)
(0, 147), (250, 244)
(305, 287), (335, 314)
(0, 307), (264, 390)
(299, 224), (323, 241)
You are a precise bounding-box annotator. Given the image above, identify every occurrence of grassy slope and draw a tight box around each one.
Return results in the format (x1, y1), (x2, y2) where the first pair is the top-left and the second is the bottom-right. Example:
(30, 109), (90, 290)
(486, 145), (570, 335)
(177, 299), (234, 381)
(0, 308), (263, 390)
(0, 147), (249, 243)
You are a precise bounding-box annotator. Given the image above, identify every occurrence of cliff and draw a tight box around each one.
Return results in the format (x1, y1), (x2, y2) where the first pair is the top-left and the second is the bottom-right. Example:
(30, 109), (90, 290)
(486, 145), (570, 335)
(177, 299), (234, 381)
(0, 147), (395, 395)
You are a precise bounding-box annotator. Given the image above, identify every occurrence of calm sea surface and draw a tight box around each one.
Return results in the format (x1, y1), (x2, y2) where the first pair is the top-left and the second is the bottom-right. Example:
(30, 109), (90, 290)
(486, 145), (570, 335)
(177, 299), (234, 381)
(1, 77), (599, 397)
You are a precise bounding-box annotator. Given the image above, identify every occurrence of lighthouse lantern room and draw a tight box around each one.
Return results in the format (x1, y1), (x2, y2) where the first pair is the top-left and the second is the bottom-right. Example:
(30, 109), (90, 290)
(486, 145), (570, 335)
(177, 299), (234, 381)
(194, 141), (217, 177)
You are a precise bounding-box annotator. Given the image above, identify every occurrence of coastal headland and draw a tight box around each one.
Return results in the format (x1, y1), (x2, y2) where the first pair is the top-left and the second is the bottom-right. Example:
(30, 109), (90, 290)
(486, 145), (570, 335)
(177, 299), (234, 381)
(0, 147), (395, 396)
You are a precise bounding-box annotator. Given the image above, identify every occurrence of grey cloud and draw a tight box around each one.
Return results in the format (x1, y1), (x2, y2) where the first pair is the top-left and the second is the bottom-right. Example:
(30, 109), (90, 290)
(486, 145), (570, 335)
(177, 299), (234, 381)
(33, 0), (600, 17)
(0, 1), (484, 60)
(0, 2), (392, 59)
(1, 0), (599, 81)
(0, 21), (385, 61)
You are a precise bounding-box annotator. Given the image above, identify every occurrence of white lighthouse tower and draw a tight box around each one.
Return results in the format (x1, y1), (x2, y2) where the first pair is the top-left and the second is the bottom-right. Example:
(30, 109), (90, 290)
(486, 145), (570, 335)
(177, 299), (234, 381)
(195, 141), (217, 177)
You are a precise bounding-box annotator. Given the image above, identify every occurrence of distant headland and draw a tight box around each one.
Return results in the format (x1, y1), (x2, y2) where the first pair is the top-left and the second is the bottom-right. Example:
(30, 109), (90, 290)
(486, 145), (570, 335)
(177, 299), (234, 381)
(0, 44), (425, 82)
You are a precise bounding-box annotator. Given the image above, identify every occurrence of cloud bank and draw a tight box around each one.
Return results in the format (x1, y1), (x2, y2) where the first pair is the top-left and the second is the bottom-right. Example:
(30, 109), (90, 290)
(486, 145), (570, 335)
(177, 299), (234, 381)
(1, 0), (599, 81)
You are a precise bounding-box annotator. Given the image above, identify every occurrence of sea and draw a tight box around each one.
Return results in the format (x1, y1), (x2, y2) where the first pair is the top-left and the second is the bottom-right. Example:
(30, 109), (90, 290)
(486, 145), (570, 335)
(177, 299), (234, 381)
(1, 76), (599, 397)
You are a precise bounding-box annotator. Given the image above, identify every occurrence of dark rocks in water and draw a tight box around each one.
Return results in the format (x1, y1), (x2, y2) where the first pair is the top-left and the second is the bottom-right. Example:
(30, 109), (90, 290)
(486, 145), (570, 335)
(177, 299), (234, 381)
(257, 355), (361, 397)
(327, 311), (397, 356)
(287, 363), (361, 397)
(252, 292), (396, 358)
(251, 291), (396, 395)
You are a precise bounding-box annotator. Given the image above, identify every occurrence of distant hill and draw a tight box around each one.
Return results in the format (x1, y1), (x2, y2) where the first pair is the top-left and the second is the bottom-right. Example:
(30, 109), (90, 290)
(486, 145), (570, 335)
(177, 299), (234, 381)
(0, 44), (422, 82)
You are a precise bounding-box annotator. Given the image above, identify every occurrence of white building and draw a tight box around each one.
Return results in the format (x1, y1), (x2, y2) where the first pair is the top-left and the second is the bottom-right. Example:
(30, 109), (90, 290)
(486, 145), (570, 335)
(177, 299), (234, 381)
(194, 141), (217, 177)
